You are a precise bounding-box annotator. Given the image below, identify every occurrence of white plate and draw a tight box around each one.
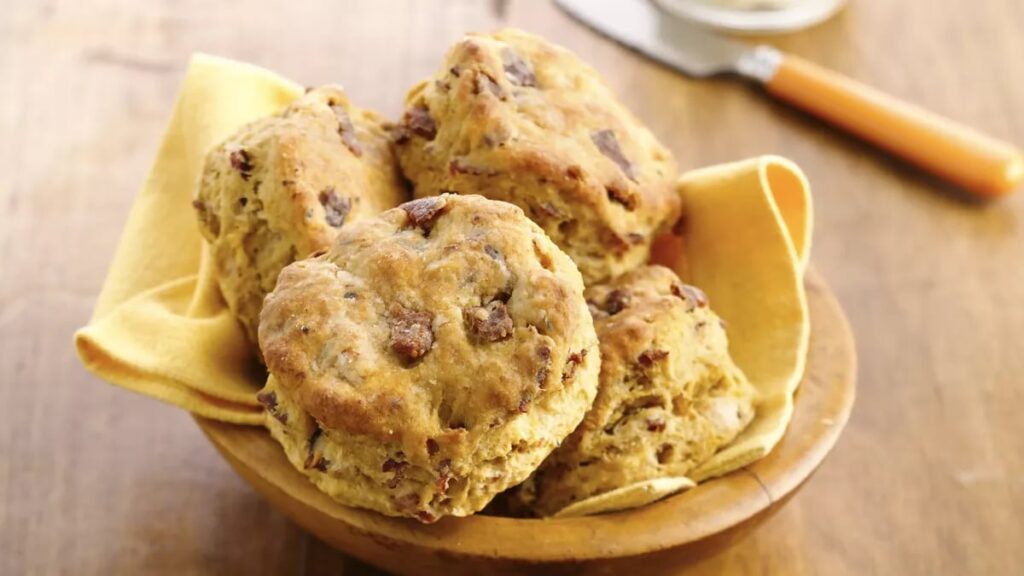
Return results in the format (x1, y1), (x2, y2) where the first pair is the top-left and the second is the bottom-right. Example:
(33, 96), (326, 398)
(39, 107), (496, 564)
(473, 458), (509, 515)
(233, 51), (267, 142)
(653, 0), (847, 34)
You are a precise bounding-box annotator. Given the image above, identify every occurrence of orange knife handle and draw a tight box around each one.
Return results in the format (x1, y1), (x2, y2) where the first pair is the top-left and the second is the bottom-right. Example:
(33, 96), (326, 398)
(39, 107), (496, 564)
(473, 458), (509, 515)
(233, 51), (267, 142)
(764, 53), (1024, 198)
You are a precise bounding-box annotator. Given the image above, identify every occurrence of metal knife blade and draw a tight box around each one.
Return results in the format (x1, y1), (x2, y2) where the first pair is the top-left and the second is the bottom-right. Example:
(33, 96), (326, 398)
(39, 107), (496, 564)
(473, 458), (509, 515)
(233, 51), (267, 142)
(555, 0), (781, 82)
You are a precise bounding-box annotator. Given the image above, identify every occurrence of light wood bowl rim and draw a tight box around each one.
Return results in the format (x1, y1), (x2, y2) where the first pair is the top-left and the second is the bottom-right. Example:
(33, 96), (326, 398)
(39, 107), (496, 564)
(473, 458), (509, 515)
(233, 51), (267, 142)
(196, 269), (856, 563)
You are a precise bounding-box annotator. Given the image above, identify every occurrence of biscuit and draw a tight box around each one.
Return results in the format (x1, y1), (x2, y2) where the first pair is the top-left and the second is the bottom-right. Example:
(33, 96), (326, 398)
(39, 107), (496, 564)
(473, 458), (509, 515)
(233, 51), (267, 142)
(257, 194), (600, 522)
(516, 265), (755, 517)
(394, 29), (681, 284)
(193, 86), (407, 347)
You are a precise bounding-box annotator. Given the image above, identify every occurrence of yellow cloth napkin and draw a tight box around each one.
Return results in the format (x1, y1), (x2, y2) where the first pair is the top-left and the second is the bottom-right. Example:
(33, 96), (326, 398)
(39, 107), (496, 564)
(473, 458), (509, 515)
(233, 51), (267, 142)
(74, 55), (303, 424)
(652, 156), (812, 482)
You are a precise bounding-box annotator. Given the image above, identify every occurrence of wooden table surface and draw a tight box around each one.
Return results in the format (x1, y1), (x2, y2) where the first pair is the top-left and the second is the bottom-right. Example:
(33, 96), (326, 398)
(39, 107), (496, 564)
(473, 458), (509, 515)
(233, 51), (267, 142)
(2, 0), (1022, 574)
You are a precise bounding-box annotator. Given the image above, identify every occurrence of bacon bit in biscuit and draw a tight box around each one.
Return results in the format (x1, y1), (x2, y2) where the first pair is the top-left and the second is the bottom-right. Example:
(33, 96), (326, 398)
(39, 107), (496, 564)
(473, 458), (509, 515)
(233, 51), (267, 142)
(536, 345), (552, 387)
(647, 417), (666, 432)
(318, 187), (352, 228)
(604, 289), (632, 315)
(388, 305), (434, 361)
(396, 106), (437, 143)
(562, 349), (588, 383)
(256, 391), (288, 424)
(605, 185), (637, 211)
(416, 511), (437, 523)
(256, 390), (277, 410)
(502, 47), (537, 87)
(229, 148), (254, 180)
(591, 129), (637, 182)
(464, 301), (513, 343)
(671, 282), (709, 308)
(426, 438), (440, 456)
(400, 197), (448, 233)
(637, 348), (669, 368)
(330, 104), (363, 157)
(657, 443), (674, 464)
(627, 232), (645, 245)
(383, 458), (409, 489)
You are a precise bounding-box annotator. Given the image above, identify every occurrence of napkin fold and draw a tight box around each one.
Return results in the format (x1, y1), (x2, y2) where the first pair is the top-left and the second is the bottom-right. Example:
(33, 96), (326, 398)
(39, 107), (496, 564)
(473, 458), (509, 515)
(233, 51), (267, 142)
(652, 156), (812, 481)
(75, 55), (303, 424)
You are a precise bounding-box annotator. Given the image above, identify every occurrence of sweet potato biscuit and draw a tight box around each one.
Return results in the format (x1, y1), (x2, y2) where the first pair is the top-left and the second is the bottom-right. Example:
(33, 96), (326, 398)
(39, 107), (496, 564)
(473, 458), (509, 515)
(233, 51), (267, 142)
(394, 29), (680, 284)
(516, 265), (755, 517)
(193, 86), (406, 347)
(257, 194), (600, 522)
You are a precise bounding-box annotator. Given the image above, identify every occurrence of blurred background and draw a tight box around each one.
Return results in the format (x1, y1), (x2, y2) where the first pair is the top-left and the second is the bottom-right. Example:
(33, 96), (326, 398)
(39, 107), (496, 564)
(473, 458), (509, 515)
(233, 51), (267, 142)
(1, 0), (1022, 574)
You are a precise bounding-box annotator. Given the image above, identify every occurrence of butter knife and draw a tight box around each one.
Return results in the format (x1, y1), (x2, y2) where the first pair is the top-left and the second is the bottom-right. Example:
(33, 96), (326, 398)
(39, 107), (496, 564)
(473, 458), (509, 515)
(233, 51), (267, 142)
(556, 0), (1023, 198)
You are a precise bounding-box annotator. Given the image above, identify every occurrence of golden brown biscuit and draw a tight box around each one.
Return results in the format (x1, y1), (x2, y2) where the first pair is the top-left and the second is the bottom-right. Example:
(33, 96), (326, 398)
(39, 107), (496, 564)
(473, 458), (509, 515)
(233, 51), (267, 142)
(257, 194), (600, 522)
(394, 29), (681, 284)
(516, 265), (755, 517)
(193, 86), (407, 347)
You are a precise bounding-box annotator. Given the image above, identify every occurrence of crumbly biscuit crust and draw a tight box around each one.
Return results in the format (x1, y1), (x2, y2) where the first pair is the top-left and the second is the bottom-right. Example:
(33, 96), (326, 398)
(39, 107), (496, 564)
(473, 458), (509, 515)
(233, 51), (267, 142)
(517, 266), (755, 516)
(395, 29), (681, 284)
(259, 194), (600, 521)
(194, 86), (406, 346)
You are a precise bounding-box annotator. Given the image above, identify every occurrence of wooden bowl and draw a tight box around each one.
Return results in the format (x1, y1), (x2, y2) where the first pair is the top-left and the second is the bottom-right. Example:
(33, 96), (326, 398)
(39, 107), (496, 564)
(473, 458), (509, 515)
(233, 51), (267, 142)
(196, 270), (855, 575)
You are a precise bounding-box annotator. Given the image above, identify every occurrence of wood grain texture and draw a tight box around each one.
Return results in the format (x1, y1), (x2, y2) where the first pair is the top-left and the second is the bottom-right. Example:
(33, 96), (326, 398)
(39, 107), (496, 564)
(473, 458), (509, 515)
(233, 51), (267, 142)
(1, 0), (1022, 574)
